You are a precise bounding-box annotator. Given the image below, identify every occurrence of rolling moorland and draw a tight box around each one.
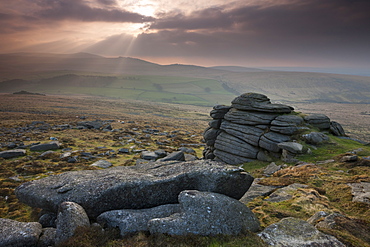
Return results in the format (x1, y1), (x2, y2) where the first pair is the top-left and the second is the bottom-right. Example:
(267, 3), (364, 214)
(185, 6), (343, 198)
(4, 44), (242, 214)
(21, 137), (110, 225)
(1, 52), (370, 106)
(0, 53), (369, 246)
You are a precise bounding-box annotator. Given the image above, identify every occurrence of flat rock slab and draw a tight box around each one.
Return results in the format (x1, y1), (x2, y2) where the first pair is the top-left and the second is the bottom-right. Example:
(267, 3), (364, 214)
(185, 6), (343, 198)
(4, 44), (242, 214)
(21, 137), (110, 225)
(231, 93), (293, 113)
(224, 108), (279, 125)
(30, 141), (60, 151)
(0, 149), (26, 159)
(15, 160), (254, 218)
(0, 218), (42, 247)
(258, 217), (345, 247)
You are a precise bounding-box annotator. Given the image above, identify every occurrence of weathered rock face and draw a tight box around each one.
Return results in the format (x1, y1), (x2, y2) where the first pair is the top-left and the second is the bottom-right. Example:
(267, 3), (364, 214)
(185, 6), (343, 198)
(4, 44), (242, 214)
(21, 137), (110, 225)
(304, 114), (331, 130)
(148, 190), (260, 235)
(203, 92), (346, 164)
(0, 218), (42, 247)
(258, 217), (345, 247)
(347, 182), (370, 204)
(15, 160), (254, 218)
(54, 201), (90, 245)
(231, 93), (293, 113)
(97, 204), (181, 236)
(302, 132), (330, 145)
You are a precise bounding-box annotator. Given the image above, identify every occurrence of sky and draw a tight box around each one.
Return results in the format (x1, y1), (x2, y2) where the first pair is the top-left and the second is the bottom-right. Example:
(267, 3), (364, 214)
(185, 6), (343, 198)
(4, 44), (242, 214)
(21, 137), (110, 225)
(1, 0), (370, 70)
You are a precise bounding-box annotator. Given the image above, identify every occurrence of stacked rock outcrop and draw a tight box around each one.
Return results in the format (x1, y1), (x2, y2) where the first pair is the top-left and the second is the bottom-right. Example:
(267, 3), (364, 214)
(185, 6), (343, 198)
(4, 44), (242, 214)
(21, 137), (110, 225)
(203, 93), (345, 165)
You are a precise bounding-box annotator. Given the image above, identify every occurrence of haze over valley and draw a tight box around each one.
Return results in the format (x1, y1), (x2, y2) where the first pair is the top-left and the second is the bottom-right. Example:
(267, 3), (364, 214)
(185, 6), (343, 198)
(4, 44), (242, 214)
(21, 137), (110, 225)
(1, 52), (369, 108)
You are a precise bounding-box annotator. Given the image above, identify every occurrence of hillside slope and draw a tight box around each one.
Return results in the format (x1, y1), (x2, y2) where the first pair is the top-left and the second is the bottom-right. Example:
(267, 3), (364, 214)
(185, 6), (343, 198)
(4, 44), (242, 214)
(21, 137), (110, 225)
(0, 53), (369, 105)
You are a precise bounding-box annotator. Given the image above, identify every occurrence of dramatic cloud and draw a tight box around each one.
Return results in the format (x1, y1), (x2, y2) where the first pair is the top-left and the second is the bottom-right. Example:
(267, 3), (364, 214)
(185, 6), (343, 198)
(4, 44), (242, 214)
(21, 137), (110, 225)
(36, 0), (154, 22)
(0, 0), (369, 70)
(96, 0), (118, 6)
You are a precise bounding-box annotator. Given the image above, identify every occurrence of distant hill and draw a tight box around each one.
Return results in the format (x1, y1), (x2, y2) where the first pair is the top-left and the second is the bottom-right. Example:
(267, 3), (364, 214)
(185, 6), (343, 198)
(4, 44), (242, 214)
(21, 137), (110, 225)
(0, 52), (369, 105)
(209, 66), (267, 72)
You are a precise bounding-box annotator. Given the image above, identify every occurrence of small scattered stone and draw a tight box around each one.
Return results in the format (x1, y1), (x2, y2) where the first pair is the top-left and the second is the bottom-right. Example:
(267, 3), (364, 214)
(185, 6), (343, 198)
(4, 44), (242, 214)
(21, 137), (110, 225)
(141, 151), (159, 160)
(67, 156), (78, 163)
(0, 149), (26, 159)
(263, 162), (282, 176)
(277, 142), (307, 154)
(118, 148), (130, 154)
(340, 155), (358, 162)
(158, 151), (185, 162)
(302, 132), (329, 145)
(30, 141), (60, 151)
(90, 160), (112, 168)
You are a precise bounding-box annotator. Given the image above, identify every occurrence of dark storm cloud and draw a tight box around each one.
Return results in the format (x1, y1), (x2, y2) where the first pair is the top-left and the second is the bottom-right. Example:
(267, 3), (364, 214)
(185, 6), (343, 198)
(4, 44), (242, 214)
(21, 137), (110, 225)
(96, 0), (118, 6)
(151, 7), (234, 30)
(133, 0), (370, 66)
(0, 12), (14, 21)
(36, 0), (154, 22)
(151, 0), (370, 38)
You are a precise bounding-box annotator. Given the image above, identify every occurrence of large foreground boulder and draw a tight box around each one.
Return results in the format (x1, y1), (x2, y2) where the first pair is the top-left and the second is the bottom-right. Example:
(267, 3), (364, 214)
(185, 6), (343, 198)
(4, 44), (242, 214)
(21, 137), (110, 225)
(0, 218), (42, 247)
(15, 160), (254, 218)
(148, 190), (260, 235)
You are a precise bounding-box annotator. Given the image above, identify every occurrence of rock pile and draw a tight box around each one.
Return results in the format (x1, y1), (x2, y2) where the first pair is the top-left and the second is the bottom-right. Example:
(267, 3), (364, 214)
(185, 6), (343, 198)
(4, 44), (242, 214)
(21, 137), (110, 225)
(203, 93), (346, 164)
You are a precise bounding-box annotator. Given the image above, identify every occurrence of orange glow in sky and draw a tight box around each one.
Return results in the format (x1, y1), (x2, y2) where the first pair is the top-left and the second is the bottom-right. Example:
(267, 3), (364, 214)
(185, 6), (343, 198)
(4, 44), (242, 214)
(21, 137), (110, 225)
(0, 0), (369, 69)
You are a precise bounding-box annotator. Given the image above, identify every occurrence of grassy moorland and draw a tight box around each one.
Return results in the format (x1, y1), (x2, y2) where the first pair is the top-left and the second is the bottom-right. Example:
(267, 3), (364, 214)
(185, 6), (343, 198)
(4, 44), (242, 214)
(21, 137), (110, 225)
(0, 72), (236, 106)
(0, 94), (369, 246)
(1, 52), (370, 106)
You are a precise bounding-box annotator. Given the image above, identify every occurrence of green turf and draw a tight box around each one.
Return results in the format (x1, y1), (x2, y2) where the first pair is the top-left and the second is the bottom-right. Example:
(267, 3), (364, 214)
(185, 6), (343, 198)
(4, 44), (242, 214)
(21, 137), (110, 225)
(23, 72), (236, 106)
